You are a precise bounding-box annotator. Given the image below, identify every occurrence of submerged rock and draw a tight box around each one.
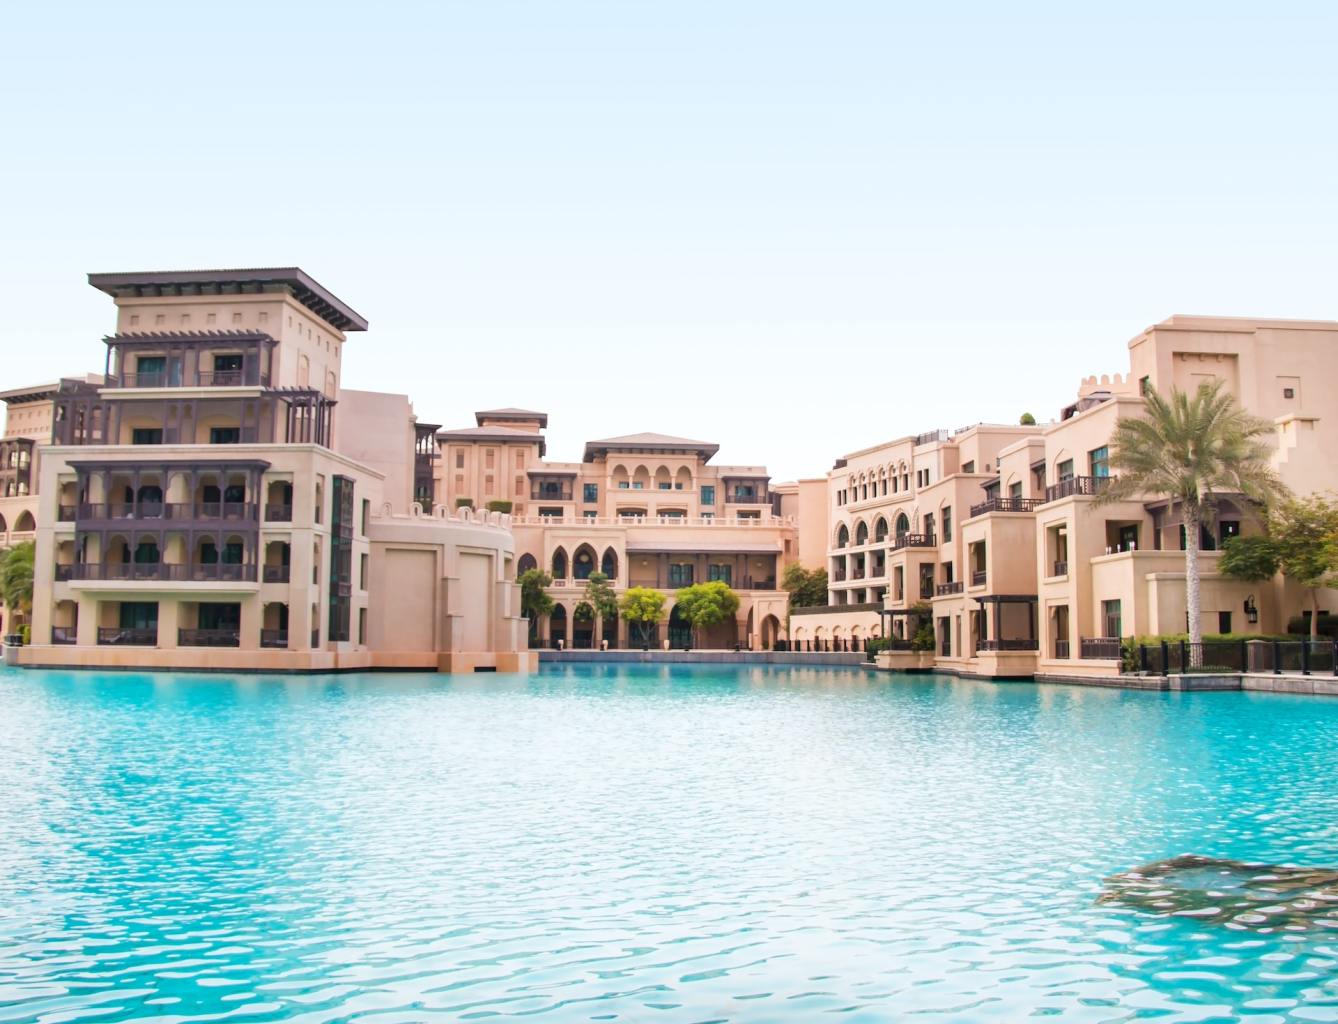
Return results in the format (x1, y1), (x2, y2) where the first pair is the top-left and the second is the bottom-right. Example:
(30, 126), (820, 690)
(1098, 854), (1338, 932)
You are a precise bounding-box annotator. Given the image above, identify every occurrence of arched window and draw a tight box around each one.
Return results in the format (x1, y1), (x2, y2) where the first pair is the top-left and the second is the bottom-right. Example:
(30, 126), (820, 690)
(551, 548), (567, 580)
(573, 545), (596, 580)
(601, 548), (618, 578)
(895, 512), (910, 537)
(854, 520), (869, 546)
(836, 523), (849, 548)
(517, 553), (538, 575)
(874, 516), (888, 542)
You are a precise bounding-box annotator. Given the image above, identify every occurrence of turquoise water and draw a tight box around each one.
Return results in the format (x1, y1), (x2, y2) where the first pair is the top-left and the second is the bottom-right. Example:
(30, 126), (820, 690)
(2, 665), (1338, 1023)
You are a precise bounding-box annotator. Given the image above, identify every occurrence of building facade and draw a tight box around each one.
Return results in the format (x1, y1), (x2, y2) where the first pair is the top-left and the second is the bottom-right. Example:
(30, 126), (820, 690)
(16, 268), (533, 672)
(795, 315), (1338, 677)
(433, 418), (796, 649)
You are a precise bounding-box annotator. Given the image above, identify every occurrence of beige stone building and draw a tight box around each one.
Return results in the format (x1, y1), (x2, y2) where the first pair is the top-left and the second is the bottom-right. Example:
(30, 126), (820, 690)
(433, 416), (796, 649)
(15, 268), (533, 672)
(796, 315), (1338, 677)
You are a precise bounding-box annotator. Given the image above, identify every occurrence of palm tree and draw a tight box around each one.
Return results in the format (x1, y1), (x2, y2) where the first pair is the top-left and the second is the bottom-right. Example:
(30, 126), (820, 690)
(1, 540), (35, 639)
(1099, 380), (1285, 653)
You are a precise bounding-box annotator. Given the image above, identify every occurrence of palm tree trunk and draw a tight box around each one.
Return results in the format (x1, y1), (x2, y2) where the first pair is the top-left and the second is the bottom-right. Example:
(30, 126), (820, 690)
(1184, 502), (1203, 666)
(1311, 589), (1321, 639)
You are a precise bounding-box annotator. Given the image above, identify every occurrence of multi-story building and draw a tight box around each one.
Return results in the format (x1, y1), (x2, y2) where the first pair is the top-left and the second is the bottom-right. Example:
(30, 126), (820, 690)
(795, 314), (1338, 678)
(18, 268), (532, 672)
(434, 415), (796, 648)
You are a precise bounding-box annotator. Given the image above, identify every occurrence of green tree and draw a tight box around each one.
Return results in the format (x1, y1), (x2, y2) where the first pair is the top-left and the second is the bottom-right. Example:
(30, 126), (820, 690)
(619, 586), (666, 648)
(517, 567), (555, 625)
(781, 563), (828, 609)
(673, 581), (741, 647)
(1019, 412), (1036, 426)
(1220, 534), (1279, 584)
(1270, 496), (1338, 636)
(582, 571), (619, 626)
(0, 541), (35, 637)
(1099, 380), (1285, 650)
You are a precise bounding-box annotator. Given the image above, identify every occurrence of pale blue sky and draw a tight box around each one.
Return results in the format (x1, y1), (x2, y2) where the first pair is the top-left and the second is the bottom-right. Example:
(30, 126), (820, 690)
(2, 2), (1334, 480)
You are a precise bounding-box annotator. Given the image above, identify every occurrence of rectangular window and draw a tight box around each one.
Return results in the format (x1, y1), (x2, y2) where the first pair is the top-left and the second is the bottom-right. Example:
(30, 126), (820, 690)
(962, 461), (975, 474)
(485, 474), (494, 494)
(708, 564), (732, 585)
(632, 482), (643, 490)
(1057, 459), (1074, 482)
(485, 449), (495, 469)
(701, 512), (713, 520)
(131, 428), (163, 445)
(539, 507), (564, 518)
(1009, 481), (1023, 499)
(1118, 524), (1139, 551)
(314, 476), (324, 524)
(456, 451), (465, 469)
(668, 563), (694, 587)
(359, 607), (367, 644)
(1102, 599), (1122, 638)
(360, 553), (368, 589)
(700, 485), (715, 506)
(583, 483), (598, 503)
(1218, 610), (1232, 634)
(618, 481), (630, 489)
(1140, 375), (1151, 396)
(361, 498), (369, 535)
(209, 427), (240, 444)
(1220, 520), (1240, 545)
(658, 482), (672, 490)
(1089, 446), (1110, 479)
(135, 356), (167, 385)
(942, 506), (952, 542)
(515, 477), (524, 496)
(583, 510), (598, 519)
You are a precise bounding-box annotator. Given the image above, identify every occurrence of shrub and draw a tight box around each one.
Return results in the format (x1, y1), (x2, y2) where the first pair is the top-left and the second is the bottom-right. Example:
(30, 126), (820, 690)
(485, 500), (513, 513)
(454, 497), (474, 508)
(1287, 614), (1338, 638)
(910, 623), (935, 651)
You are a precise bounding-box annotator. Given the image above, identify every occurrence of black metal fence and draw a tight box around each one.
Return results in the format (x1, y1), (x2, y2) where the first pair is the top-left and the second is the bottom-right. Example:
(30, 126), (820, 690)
(1133, 638), (1338, 676)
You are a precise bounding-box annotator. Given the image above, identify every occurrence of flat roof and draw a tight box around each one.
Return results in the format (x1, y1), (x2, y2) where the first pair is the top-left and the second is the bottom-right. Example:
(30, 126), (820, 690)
(87, 267), (369, 332)
(437, 424), (547, 456)
(0, 382), (60, 404)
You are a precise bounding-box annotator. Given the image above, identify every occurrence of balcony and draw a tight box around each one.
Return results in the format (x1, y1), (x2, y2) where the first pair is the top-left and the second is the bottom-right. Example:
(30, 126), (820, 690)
(725, 492), (770, 505)
(890, 533), (936, 551)
(969, 497), (1041, 518)
(1054, 639), (1071, 659)
(178, 628), (240, 648)
(831, 569), (847, 582)
(261, 629), (289, 649)
(1044, 476), (1113, 503)
(977, 638), (1038, 652)
(531, 488), (573, 501)
(68, 562), (259, 583)
(970, 570), (987, 587)
(51, 626), (77, 645)
(76, 501), (259, 523)
(262, 565), (291, 583)
(109, 367), (269, 389)
(97, 627), (157, 646)
(1051, 560), (1068, 577)
(264, 503), (293, 522)
(1080, 637), (1122, 660)
(57, 504), (77, 522)
(935, 581), (963, 596)
(54, 564), (75, 581)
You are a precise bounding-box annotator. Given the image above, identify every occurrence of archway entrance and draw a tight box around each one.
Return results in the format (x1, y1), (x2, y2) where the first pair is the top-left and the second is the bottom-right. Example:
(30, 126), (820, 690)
(669, 604), (693, 649)
(549, 604), (567, 649)
(573, 602), (595, 649)
(761, 614), (781, 650)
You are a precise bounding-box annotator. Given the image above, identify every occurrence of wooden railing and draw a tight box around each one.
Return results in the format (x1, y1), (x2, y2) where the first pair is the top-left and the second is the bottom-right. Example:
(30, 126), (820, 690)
(178, 628), (240, 648)
(935, 581), (963, 595)
(1044, 476), (1113, 503)
(97, 627), (157, 646)
(891, 532), (936, 551)
(969, 497), (1042, 518)
(977, 638), (1038, 652)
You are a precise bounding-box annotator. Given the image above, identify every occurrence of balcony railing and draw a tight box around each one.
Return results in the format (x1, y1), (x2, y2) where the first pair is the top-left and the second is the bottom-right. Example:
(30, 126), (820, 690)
(68, 562), (259, 583)
(1051, 560), (1068, 577)
(262, 565), (291, 583)
(831, 569), (847, 582)
(178, 628), (240, 648)
(51, 626), (77, 645)
(1044, 475), (1113, 503)
(76, 501), (259, 522)
(264, 503), (293, 522)
(97, 626), (157, 646)
(261, 629), (289, 649)
(531, 489), (573, 501)
(1080, 637), (1122, 660)
(891, 532), (936, 551)
(977, 638), (1038, 652)
(968, 497), (1042, 518)
(970, 569), (987, 587)
(54, 564), (74, 581)
(1054, 639), (1071, 659)
(725, 492), (770, 504)
(111, 369), (267, 388)
(57, 504), (77, 522)
(935, 581), (963, 596)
